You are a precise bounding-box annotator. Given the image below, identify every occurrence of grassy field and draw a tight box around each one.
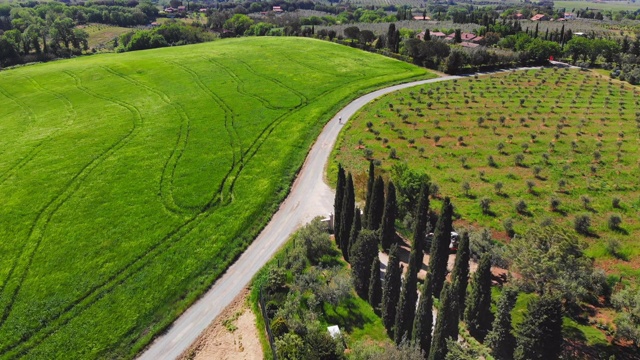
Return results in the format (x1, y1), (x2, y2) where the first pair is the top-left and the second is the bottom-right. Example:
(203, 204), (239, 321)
(333, 67), (640, 280)
(554, 0), (640, 11)
(0, 37), (428, 359)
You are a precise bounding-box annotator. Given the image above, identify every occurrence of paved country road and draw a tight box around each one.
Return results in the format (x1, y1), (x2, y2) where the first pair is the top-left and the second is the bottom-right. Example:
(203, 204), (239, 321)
(140, 65), (546, 359)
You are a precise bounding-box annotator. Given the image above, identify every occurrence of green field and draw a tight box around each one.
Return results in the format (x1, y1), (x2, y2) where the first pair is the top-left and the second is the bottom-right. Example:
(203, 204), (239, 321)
(0, 37), (428, 359)
(333, 68), (640, 278)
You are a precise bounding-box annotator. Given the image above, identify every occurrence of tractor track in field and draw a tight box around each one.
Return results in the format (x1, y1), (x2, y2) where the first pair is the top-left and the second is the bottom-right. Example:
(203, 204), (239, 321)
(100, 66), (194, 217)
(0, 76), (78, 188)
(0, 70), (146, 355)
(235, 59), (308, 106)
(0, 63), (321, 357)
(0, 82), (41, 186)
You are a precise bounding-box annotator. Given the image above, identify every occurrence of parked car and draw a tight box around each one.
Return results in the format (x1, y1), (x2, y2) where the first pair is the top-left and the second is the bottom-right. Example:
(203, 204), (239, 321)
(425, 231), (459, 252)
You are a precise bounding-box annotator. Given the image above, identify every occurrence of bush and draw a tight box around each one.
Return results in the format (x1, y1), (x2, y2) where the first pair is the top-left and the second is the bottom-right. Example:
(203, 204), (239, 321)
(574, 214), (591, 235)
(605, 238), (623, 259)
(515, 200), (528, 214)
(503, 218), (515, 238)
(608, 214), (622, 230)
(550, 197), (561, 212)
(612, 197), (621, 208)
(480, 197), (492, 215)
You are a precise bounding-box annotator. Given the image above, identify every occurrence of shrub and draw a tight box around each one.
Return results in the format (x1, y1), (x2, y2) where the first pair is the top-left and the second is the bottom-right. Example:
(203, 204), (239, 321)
(515, 200), (528, 214)
(580, 195), (591, 209)
(494, 181), (503, 194)
(608, 214), (622, 230)
(605, 238), (622, 259)
(574, 214), (591, 235)
(462, 181), (471, 197)
(488, 155), (497, 168)
(480, 197), (492, 215)
(550, 197), (561, 211)
(526, 180), (535, 193)
(503, 218), (515, 238)
(612, 197), (621, 208)
(514, 154), (525, 167)
(389, 148), (398, 159)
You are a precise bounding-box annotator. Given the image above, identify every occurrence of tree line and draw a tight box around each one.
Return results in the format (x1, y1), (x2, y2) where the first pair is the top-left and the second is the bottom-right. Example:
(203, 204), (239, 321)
(332, 160), (621, 359)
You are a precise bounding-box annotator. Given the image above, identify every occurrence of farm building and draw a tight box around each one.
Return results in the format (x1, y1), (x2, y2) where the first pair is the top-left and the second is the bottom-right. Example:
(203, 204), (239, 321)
(273, 6), (284, 13)
(531, 14), (548, 21)
(413, 15), (431, 20)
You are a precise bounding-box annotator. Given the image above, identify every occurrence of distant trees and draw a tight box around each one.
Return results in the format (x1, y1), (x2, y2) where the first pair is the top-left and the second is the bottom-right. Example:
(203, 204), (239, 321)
(223, 14), (254, 36)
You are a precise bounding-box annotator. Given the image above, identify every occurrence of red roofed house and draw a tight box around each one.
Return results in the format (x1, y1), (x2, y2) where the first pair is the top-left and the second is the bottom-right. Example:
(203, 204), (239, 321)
(515, 13), (525, 19)
(413, 15), (431, 20)
(430, 31), (446, 38)
(177, 5), (186, 12)
(272, 6), (284, 13)
(460, 32), (477, 41)
(530, 14), (548, 21)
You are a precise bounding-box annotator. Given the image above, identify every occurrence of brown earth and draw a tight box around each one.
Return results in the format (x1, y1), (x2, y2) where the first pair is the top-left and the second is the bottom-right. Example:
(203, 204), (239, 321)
(180, 288), (263, 360)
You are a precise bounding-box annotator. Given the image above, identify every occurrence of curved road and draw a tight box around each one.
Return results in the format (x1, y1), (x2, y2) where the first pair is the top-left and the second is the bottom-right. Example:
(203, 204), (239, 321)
(140, 63), (593, 358)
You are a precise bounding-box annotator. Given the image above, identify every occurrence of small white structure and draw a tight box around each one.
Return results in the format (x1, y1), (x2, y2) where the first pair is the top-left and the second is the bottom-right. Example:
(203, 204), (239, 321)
(327, 325), (341, 339)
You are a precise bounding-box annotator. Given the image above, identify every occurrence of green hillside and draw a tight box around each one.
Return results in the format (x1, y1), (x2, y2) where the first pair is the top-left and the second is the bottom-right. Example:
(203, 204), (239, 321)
(0, 37), (429, 359)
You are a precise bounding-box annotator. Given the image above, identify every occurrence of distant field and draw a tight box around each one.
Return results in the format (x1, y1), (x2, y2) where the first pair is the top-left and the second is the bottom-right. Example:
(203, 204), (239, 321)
(80, 23), (132, 49)
(555, 0), (640, 11)
(333, 68), (640, 280)
(0, 37), (428, 359)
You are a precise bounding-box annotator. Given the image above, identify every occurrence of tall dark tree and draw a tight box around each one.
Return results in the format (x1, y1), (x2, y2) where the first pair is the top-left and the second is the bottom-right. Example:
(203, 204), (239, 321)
(363, 160), (375, 227)
(387, 23), (397, 54)
(454, 28), (462, 43)
(368, 175), (385, 231)
(350, 229), (379, 299)
(514, 295), (563, 360)
(347, 207), (362, 262)
(334, 165), (346, 242)
(412, 181), (430, 253)
(424, 28), (431, 41)
(382, 244), (402, 336)
(465, 253), (494, 342)
(486, 288), (518, 360)
(429, 197), (453, 299)
(368, 256), (382, 310)
(394, 230), (424, 344)
(380, 181), (397, 252)
(428, 282), (459, 360)
(339, 173), (355, 260)
(412, 275), (434, 356)
(534, 22), (539, 38)
(451, 232), (470, 320)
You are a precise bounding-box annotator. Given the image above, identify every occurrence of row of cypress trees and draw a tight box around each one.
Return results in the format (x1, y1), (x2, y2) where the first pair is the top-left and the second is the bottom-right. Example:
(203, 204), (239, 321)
(333, 162), (563, 360)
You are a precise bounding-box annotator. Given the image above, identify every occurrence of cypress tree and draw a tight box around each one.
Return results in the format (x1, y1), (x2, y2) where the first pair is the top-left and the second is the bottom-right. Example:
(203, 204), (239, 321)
(368, 175), (385, 231)
(368, 256), (382, 310)
(347, 207), (361, 261)
(380, 181), (397, 252)
(412, 181), (430, 253)
(350, 229), (379, 299)
(424, 28), (431, 41)
(514, 295), (563, 360)
(486, 288), (518, 360)
(387, 23), (397, 53)
(339, 173), (355, 261)
(465, 253), (494, 342)
(394, 233), (424, 344)
(412, 274), (434, 356)
(363, 160), (375, 227)
(381, 244), (402, 336)
(534, 22), (539, 38)
(333, 165), (345, 243)
(450, 232), (470, 320)
(428, 282), (458, 360)
(429, 197), (453, 299)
